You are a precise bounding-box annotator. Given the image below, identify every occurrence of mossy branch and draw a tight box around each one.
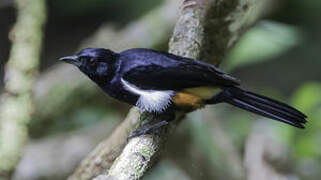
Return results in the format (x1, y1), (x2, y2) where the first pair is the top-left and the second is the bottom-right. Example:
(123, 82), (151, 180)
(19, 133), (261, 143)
(68, 0), (181, 179)
(31, 0), (181, 136)
(70, 0), (268, 179)
(0, 0), (47, 178)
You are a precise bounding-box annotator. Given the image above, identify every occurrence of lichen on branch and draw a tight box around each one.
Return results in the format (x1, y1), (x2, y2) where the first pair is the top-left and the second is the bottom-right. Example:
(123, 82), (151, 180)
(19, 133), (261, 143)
(70, 0), (268, 179)
(0, 0), (47, 178)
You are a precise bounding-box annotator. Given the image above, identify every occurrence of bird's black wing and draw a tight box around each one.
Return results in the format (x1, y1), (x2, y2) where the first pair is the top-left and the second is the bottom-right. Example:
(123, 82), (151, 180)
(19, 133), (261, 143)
(120, 49), (240, 90)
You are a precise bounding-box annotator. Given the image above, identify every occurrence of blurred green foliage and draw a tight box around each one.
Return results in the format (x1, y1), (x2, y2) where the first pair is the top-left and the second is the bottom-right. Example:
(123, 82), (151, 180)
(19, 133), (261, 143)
(9, 0), (318, 179)
(224, 21), (303, 70)
(222, 18), (321, 177)
(292, 83), (321, 157)
(190, 12), (320, 178)
(292, 0), (321, 18)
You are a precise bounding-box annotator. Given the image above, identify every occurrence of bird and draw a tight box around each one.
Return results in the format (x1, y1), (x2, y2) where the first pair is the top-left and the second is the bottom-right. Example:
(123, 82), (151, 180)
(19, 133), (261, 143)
(59, 48), (307, 136)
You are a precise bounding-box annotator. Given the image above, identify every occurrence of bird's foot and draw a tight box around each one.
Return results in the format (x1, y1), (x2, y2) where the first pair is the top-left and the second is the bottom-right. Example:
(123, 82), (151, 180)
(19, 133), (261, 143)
(127, 120), (169, 140)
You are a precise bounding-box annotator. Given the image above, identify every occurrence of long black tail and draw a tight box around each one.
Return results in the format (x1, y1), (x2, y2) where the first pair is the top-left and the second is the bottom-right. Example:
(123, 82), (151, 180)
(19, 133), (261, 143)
(209, 87), (307, 128)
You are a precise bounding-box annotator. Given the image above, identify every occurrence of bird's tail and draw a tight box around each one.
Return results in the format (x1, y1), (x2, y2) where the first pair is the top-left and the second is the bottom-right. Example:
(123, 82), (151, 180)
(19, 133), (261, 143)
(207, 86), (307, 128)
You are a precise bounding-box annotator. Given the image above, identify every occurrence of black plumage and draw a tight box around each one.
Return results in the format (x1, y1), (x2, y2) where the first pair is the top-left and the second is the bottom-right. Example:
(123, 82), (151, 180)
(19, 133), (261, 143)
(120, 49), (240, 90)
(59, 48), (307, 131)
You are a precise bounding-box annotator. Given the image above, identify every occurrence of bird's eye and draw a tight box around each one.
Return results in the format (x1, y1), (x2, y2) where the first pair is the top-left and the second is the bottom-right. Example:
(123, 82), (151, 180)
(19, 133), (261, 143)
(79, 56), (97, 66)
(79, 56), (90, 63)
(89, 59), (97, 66)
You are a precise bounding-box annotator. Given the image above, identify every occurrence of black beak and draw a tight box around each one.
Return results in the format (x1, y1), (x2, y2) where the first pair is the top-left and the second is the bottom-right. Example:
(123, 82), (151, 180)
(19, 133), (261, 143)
(59, 55), (81, 67)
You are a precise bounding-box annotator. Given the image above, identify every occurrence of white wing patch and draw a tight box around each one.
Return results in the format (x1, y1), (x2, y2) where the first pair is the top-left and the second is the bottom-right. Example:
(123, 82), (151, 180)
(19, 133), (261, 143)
(121, 78), (174, 112)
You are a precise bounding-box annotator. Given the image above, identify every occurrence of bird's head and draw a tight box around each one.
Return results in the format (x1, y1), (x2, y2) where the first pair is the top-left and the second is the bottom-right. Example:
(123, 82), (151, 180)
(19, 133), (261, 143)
(59, 48), (118, 81)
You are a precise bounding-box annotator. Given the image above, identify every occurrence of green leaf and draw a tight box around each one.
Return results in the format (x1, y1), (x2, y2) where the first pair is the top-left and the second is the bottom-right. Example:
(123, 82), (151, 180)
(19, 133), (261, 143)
(224, 21), (303, 70)
(291, 82), (321, 113)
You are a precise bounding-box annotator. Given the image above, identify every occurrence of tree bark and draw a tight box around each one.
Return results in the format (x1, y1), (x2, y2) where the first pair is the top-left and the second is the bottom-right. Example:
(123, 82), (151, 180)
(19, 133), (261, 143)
(70, 0), (268, 179)
(31, 0), (181, 136)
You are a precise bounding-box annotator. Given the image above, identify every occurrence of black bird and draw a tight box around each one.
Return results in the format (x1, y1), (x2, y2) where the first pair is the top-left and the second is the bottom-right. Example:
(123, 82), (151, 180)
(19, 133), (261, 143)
(59, 48), (307, 135)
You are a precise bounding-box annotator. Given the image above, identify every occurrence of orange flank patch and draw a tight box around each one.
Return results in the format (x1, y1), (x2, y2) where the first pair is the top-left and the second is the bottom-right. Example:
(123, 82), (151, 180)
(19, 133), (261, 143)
(173, 92), (203, 109)
(172, 86), (221, 110)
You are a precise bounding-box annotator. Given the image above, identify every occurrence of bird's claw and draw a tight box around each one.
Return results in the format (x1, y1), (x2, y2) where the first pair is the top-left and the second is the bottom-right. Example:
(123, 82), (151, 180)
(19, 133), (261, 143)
(127, 120), (169, 141)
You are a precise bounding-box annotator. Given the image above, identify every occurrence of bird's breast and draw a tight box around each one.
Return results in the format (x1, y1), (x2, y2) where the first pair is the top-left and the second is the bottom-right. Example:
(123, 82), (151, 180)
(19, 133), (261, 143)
(103, 80), (139, 106)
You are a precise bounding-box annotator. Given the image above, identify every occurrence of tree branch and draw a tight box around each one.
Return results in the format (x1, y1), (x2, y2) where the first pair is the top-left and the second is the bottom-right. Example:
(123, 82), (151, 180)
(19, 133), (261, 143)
(67, 1), (181, 179)
(70, 0), (269, 179)
(68, 108), (140, 180)
(244, 120), (297, 180)
(0, 0), (47, 178)
(31, 0), (181, 134)
(13, 117), (120, 180)
(101, 0), (267, 179)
